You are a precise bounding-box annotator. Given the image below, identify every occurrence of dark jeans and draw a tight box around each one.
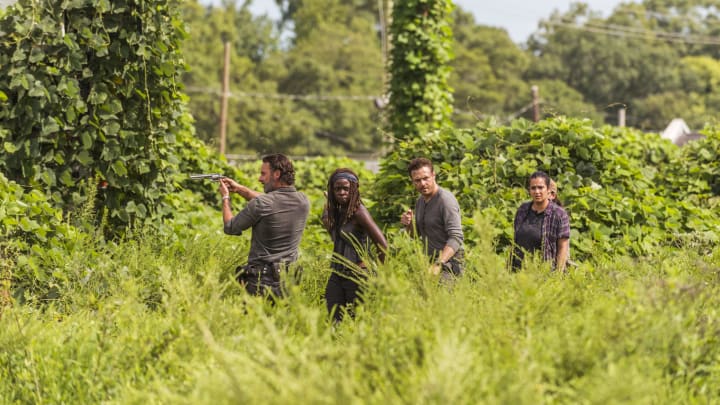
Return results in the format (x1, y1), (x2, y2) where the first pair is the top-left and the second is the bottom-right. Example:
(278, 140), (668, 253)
(236, 263), (284, 298)
(325, 272), (364, 322)
(439, 258), (464, 284)
(442, 258), (464, 275)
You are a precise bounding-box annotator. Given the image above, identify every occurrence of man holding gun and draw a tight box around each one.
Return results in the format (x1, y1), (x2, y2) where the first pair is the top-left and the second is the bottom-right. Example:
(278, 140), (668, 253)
(218, 154), (310, 298)
(400, 157), (464, 281)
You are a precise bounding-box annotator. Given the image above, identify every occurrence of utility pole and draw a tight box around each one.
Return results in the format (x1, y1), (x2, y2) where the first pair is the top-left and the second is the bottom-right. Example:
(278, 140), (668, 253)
(531, 85), (540, 123)
(219, 41), (231, 156)
(376, 0), (392, 151)
(378, 0), (389, 92)
(375, 0), (392, 110)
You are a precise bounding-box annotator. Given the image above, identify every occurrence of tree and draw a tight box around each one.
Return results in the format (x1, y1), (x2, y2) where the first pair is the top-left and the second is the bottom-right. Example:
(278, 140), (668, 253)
(680, 55), (720, 94)
(0, 0), (192, 231)
(632, 91), (708, 129)
(181, 0), (386, 155)
(272, 17), (385, 153)
(526, 1), (720, 128)
(180, 0), (279, 152)
(388, 0), (455, 141)
(633, 55), (720, 129)
(449, 8), (530, 127)
(275, 0), (378, 40)
(528, 3), (682, 114)
(629, 0), (720, 58)
(531, 79), (605, 124)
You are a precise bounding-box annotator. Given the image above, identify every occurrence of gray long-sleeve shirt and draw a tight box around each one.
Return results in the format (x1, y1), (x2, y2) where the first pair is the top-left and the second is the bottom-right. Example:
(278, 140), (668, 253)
(224, 186), (310, 266)
(414, 187), (464, 259)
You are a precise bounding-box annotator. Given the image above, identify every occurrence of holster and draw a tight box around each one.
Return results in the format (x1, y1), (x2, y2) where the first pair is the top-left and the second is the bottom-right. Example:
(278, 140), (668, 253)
(237, 262), (281, 282)
(236, 262), (284, 297)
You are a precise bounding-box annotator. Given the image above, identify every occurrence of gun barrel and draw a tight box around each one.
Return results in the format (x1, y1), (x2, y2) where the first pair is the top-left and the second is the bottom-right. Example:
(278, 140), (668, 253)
(190, 173), (225, 181)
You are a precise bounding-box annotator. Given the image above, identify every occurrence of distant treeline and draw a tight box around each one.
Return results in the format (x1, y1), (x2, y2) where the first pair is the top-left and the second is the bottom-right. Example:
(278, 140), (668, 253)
(181, 0), (720, 155)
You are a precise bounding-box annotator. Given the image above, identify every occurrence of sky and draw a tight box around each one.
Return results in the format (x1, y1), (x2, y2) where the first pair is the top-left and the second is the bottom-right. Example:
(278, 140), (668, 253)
(0, 0), (637, 42)
(236, 0), (639, 43)
(458, 0), (640, 42)
(1, 0), (636, 42)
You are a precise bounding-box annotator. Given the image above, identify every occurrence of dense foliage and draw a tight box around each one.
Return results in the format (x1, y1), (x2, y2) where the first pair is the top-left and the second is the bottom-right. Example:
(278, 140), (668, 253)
(0, 172), (79, 303)
(175, 0), (720, 155)
(0, 0), (239, 234)
(0, 0), (190, 230)
(2, 144), (719, 403)
(387, 0), (455, 141)
(2, 1), (720, 403)
(372, 118), (720, 259)
(527, 1), (720, 129)
(181, 0), (386, 155)
(1, 191), (719, 403)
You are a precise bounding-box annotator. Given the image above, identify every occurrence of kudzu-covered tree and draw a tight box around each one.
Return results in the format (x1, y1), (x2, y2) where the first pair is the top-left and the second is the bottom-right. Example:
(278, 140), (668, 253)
(387, 0), (455, 141)
(0, 0), (192, 232)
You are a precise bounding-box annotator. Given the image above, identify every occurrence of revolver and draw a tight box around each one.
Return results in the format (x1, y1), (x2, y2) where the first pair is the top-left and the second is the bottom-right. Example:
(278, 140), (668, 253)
(189, 173), (226, 181)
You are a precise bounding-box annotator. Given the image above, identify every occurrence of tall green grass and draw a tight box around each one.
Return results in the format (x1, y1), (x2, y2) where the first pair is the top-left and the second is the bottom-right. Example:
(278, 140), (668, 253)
(1, 215), (719, 404)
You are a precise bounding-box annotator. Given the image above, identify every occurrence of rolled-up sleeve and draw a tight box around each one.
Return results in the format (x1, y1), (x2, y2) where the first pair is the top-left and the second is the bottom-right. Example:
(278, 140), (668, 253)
(442, 195), (464, 252)
(224, 198), (262, 235)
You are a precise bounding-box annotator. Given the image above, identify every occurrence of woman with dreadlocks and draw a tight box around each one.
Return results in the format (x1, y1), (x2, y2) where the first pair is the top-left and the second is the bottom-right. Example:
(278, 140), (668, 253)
(322, 168), (387, 323)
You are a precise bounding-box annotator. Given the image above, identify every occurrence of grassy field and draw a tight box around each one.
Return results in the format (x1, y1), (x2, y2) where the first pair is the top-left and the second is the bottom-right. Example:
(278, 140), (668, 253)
(2, 207), (719, 404)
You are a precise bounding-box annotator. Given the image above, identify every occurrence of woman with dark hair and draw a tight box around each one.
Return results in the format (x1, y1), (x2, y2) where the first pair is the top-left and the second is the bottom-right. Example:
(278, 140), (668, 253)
(510, 171), (570, 272)
(322, 168), (387, 322)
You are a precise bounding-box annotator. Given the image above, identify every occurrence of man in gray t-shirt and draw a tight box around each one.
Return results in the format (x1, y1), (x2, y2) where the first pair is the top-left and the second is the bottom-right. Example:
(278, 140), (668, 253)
(400, 157), (464, 279)
(219, 154), (309, 297)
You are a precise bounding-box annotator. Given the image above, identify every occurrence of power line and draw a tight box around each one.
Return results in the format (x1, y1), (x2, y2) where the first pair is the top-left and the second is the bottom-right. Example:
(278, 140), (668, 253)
(586, 21), (720, 44)
(602, 23), (715, 39)
(184, 86), (380, 101)
(545, 21), (720, 45)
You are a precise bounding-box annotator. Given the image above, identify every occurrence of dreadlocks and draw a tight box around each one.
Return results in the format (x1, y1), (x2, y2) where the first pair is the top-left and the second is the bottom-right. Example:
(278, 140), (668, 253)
(326, 168), (362, 235)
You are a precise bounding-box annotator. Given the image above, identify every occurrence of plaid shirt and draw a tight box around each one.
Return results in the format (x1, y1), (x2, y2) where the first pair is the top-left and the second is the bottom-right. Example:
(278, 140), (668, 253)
(513, 201), (570, 266)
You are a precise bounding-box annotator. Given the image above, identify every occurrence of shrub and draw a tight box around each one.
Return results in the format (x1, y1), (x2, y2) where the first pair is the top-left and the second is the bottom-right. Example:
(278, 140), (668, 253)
(373, 117), (720, 258)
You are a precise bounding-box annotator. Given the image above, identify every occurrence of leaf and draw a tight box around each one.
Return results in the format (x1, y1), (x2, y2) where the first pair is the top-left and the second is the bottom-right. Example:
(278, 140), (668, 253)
(88, 89), (108, 105)
(59, 169), (74, 186)
(11, 48), (26, 62)
(58, 77), (80, 98)
(3, 142), (19, 153)
(76, 150), (93, 165)
(136, 203), (148, 218)
(111, 160), (128, 176)
(9, 73), (29, 90)
(41, 118), (60, 136)
(80, 131), (93, 149)
(136, 161), (150, 175)
(29, 47), (45, 63)
(18, 217), (40, 232)
(103, 121), (120, 136)
(28, 83), (47, 98)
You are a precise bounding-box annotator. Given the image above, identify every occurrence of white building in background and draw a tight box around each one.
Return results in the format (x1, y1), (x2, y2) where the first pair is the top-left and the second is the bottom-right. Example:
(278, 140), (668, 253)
(661, 118), (705, 147)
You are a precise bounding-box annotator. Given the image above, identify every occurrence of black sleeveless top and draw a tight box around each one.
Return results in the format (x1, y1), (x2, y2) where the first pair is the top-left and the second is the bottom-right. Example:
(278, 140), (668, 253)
(331, 219), (370, 273)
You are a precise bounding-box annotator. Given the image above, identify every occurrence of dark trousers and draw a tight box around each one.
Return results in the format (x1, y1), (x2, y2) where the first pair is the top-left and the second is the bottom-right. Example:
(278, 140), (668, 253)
(442, 258), (464, 275)
(325, 272), (364, 323)
(236, 263), (284, 299)
(439, 258), (463, 285)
